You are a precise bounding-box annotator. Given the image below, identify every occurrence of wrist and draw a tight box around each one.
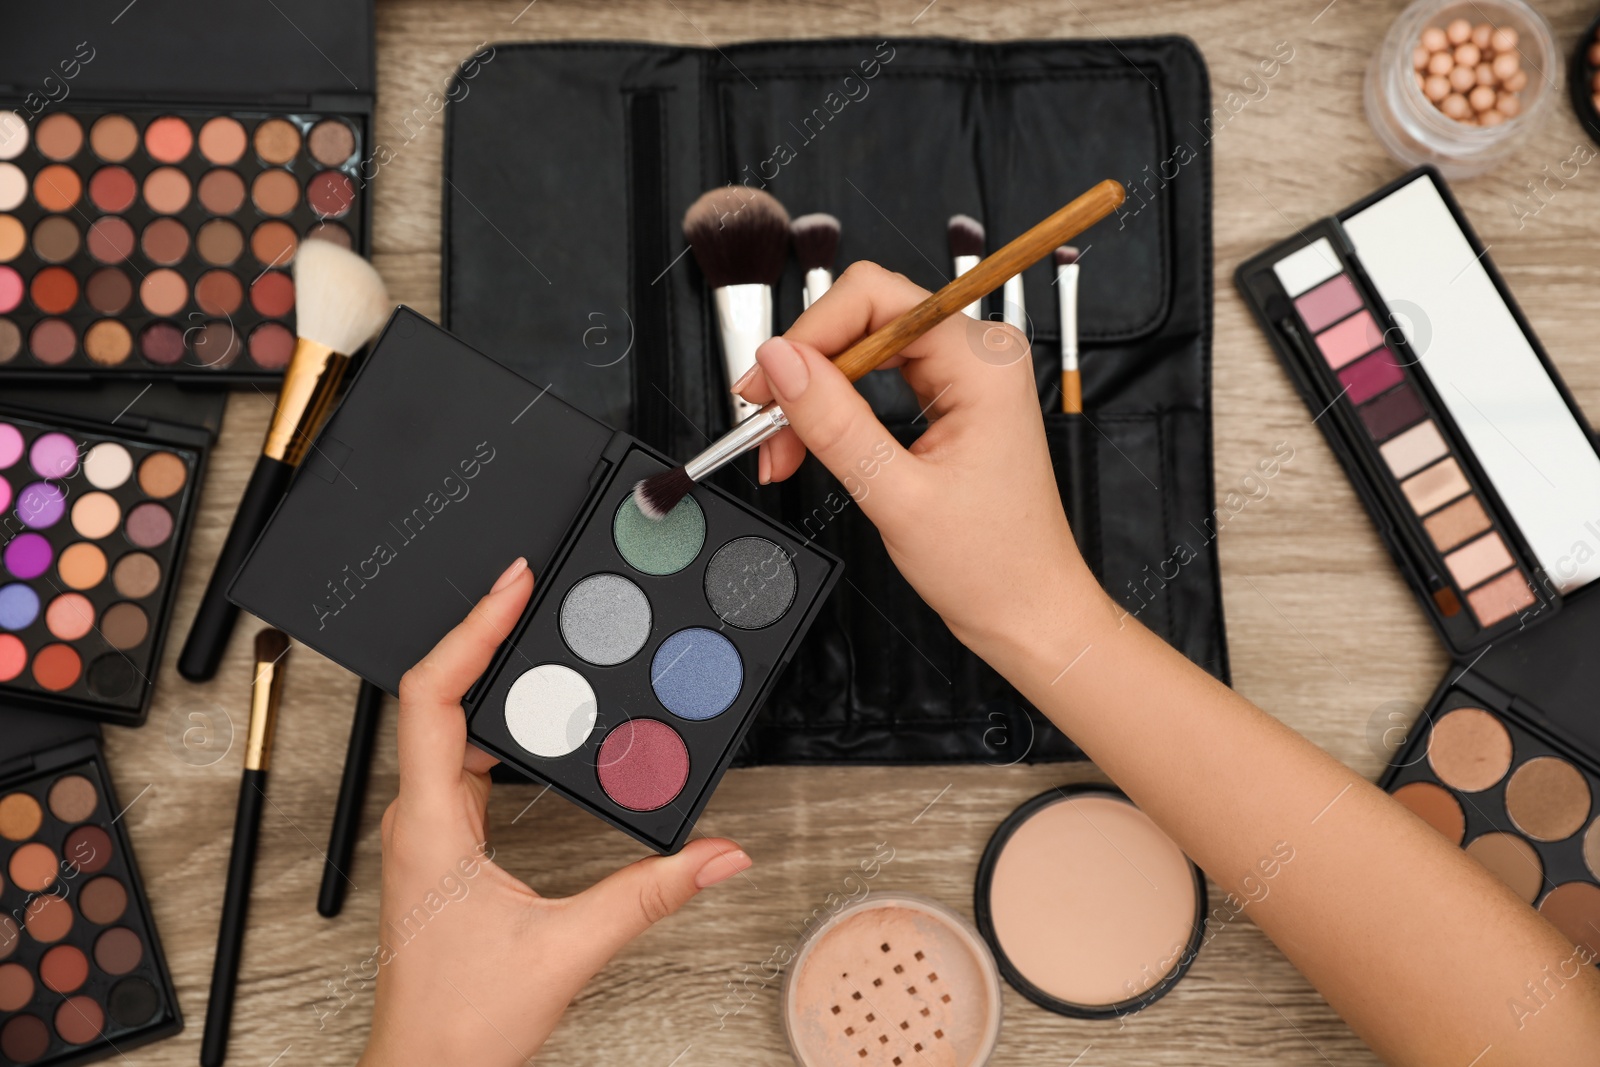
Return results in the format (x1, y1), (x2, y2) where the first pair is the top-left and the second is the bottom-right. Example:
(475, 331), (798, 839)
(954, 561), (1116, 680)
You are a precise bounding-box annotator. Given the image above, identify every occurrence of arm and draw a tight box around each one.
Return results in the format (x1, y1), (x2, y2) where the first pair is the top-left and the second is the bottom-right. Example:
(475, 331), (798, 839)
(742, 261), (1600, 1066)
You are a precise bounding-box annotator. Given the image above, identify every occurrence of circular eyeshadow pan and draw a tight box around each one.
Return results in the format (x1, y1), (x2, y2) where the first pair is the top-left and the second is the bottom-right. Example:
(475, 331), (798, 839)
(503, 663), (598, 758)
(90, 114), (138, 162)
(1426, 707), (1512, 792)
(0, 964), (31, 1011)
(46, 593), (95, 641)
(0, 319), (16, 363)
(65, 825), (112, 874)
(650, 628), (743, 720)
(30, 318), (76, 363)
(306, 221), (352, 249)
(254, 118), (302, 163)
(139, 321), (185, 365)
(249, 322), (295, 370)
(112, 552), (161, 598)
(84, 442), (133, 489)
(144, 115), (193, 163)
(87, 216), (136, 264)
(1505, 756), (1591, 842)
(0, 166), (23, 212)
(109, 977), (159, 1028)
(59, 543), (107, 590)
(31, 267), (79, 314)
(87, 269), (134, 315)
(614, 493), (704, 575)
(194, 320), (240, 368)
(0, 215), (22, 259)
(140, 269), (188, 316)
(36, 113), (82, 160)
(0, 424), (20, 467)
(18, 482), (67, 528)
(0, 584), (40, 630)
(195, 270), (243, 315)
(139, 451), (187, 498)
(94, 927), (142, 975)
(11, 842), (58, 892)
(597, 719), (690, 811)
(198, 168), (246, 215)
(48, 775), (97, 822)
(34, 164), (81, 211)
(143, 166), (191, 213)
(198, 116), (247, 164)
(141, 217), (189, 265)
(308, 118), (357, 165)
(0, 917), (15, 959)
(1465, 831), (1545, 903)
(308, 170), (355, 218)
(32, 643), (81, 691)
(197, 218), (244, 264)
(126, 502), (174, 548)
(57, 995), (105, 1045)
(0, 792), (42, 840)
(704, 536), (798, 629)
(0, 111), (26, 160)
(30, 432), (77, 477)
(0, 1014), (48, 1063)
(1537, 882), (1600, 959)
(32, 215), (79, 262)
(250, 271), (294, 316)
(79, 877), (126, 925)
(89, 165), (136, 213)
(1587, 816), (1600, 881)
(0, 635), (24, 681)
(101, 602), (148, 650)
(251, 219), (298, 267)
(559, 573), (651, 666)
(5, 532), (52, 579)
(40, 944), (88, 994)
(72, 491), (121, 539)
(252, 169), (300, 215)
(87, 654), (138, 699)
(0, 267), (22, 313)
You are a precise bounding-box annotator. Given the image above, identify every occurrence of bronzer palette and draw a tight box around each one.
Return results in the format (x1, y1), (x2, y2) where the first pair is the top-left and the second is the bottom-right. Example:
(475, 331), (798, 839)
(0, 406), (205, 725)
(0, 710), (181, 1065)
(231, 309), (841, 852)
(0, 0), (373, 382)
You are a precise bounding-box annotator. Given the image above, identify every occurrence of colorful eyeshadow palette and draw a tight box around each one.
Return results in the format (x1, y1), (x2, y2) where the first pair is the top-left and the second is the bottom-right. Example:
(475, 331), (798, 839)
(1239, 168), (1600, 654)
(0, 107), (366, 379)
(1383, 682), (1600, 960)
(229, 309), (842, 853)
(0, 719), (181, 1065)
(0, 407), (205, 724)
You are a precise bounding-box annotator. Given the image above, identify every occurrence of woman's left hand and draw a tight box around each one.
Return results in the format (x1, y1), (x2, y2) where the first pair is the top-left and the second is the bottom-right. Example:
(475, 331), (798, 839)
(359, 557), (751, 1067)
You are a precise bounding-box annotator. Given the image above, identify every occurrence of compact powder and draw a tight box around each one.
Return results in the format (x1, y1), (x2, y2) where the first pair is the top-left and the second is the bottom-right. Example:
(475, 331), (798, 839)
(48, 774), (98, 823)
(1427, 707), (1512, 791)
(784, 894), (1002, 1067)
(705, 536), (798, 629)
(978, 789), (1202, 1015)
(1464, 832), (1545, 903)
(614, 492), (704, 575)
(1537, 882), (1600, 958)
(596, 719), (689, 811)
(650, 628), (743, 720)
(503, 663), (597, 758)
(559, 573), (651, 666)
(1392, 780), (1465, 844)
(1504, 757), (1591, 842)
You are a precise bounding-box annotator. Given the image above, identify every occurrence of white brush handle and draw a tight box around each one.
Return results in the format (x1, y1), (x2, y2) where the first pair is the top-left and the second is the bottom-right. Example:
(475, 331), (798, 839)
(1002, 273), (1026, 332)
(803, 268), (832, 309)
(953, 254), (982, 318)
(714, 283), (770, 422)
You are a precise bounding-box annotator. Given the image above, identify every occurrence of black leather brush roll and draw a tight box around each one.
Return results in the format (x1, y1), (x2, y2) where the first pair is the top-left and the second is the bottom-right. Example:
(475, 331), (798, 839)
(442, 36), (1227, 764)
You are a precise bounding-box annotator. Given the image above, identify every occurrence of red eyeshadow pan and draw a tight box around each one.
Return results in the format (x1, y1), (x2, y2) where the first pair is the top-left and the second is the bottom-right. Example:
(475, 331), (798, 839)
(89, 166), (137, 213)
(1294, 274), (1363, 333)
(1337, 348), (1406, 405)
(596, 719), (690, 811)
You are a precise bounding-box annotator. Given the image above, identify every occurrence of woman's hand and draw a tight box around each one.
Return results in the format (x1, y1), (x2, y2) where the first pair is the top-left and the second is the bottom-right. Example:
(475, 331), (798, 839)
(359, 558), (751, 1067)
(737, 261), (1104, 662)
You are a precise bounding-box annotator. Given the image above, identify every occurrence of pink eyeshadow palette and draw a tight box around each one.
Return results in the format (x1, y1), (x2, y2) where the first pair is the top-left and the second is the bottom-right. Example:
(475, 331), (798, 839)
(0, 108), (365, 381)
(0, 727), (180, 1065)
(0, 409), (204, 725)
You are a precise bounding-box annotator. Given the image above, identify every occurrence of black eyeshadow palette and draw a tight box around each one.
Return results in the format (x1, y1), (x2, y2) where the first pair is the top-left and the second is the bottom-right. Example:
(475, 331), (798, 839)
(1381, 678), (1600, 960)
(0, 721), (181, 1066)
(229, 308), (842, 853)
(0, 405), (206, 725)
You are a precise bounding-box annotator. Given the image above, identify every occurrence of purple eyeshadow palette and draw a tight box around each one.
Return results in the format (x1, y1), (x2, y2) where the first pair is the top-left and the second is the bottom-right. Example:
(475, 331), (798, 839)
(230, 309), (841, 853)
(0, 710), (181, 1066)
(0, 405), (206, 725)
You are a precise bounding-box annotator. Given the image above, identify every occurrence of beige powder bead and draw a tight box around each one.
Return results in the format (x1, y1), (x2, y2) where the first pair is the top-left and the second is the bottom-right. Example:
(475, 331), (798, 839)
(1491, 26), (1518, 53)
(1472, 23), (1492, 50)
(1468, 85), (1496, 112)
(1493, 52), (1520, 80)
(1478, 108), (1507, 126)
(1422, 26), (1448, 52)
(1449, 64), (1476, 92)
(1454, 43), (1480, 67)
(1447, 18), (1472, 44)
(1504, 68), (1528, 92)
(1413, 44), (1431, 70)
(1496, 91), (1521, 117)
(1428, 50), (1455, 75)
(1442, 92), (1472, 119)
(1476, 62), (1496, 86)
(1425, 74), (1452, 101)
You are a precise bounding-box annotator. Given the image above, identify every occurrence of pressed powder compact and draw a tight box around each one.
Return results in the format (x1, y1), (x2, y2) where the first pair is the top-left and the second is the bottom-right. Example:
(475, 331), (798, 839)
(231, 309), (840, 852)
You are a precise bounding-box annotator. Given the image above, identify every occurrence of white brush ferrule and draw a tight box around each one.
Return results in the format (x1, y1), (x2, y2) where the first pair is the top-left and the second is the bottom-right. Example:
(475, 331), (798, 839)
(1002, 274), (1026, 333)
(1056, 262), (1079, 372)
(714, 283), (771, 423)
(683, 403), (790, 483)
(802, 268), (832, 309)
(953, 254), (982, 318)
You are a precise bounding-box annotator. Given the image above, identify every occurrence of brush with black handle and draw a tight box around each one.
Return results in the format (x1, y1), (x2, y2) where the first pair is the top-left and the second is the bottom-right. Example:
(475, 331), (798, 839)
(317, 677), (384, 918)
(178, 242), (390, 682)
(635, 181), (1127, 519)
(201, 628), (289, 1067)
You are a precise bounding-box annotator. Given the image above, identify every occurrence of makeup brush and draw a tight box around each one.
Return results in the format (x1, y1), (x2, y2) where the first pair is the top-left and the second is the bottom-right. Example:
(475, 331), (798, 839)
(947, 214), (985, 319)
(1055, 245), (1096, 574)
(178, 242), (390, 682)
(201, 628), (290, 1067)
(317, 677), (384, 918)
(793, 213), (841, 309)
(636, 181), (1127, 519)
(683, 186), (790, 423)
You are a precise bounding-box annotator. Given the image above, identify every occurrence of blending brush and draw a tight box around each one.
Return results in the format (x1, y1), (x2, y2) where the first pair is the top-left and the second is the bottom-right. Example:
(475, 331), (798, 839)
(1055, 245), (1097, 573)
(947, 214), (985, 319)
(793, 213), (841, 308)
(201, 628), (290, 1067)
(636, 181), (1127, 519)
(683, 186), (790, 423)
(179, 242), (390, 682)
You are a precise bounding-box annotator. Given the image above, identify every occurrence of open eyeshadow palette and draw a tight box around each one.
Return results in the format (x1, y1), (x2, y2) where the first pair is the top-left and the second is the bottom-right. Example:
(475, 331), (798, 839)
(0, 713), (181, 1065)
(0, 406), (205, 725)
(0, 0), (373, 382)
(1383, 683), (1600, 959)
(230, 309), (841, 852)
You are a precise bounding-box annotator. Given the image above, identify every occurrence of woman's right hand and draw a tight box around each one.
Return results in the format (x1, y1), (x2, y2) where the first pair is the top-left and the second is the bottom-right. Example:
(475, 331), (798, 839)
(736, 261), (1106, 663)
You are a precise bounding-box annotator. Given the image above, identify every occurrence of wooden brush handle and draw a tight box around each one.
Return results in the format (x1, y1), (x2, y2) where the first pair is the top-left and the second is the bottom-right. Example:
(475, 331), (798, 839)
(830, 179), (1126, 381)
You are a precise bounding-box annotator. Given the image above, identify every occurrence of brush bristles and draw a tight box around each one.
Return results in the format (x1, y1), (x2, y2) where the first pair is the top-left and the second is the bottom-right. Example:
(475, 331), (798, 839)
(633, 468), (695, 522)
(682, 186), (791, 289)
(947, 214), (985, 258)
(1054, 245), (1080, 267)
(255, 628), (290, 663)
(293, 241), (391, 354)
(791, 213), (840, 272)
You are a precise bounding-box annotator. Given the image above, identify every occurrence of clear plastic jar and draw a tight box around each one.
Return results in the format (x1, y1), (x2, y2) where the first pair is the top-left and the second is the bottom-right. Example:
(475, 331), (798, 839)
(1366, 0), (1557, 177)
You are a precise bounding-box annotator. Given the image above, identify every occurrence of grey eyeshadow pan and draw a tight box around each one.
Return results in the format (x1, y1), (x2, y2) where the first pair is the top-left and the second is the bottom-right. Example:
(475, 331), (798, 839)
(704, 536), (797, 629)
(559, 573), (652, 665)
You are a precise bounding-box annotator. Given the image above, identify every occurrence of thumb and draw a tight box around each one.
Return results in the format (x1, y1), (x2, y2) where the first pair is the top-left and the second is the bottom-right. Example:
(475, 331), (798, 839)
(566, 838), (751, 961)
(754, 337), (916, 516)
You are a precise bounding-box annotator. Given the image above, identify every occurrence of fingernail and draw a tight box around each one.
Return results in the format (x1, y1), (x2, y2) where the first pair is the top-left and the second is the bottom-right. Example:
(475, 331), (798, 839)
(755, 337), (809, 400)
(490, 556), (527, 594)
(758, 442), (771, 485)
(695, 849), (752, 889)
(730, 365), (760, 394)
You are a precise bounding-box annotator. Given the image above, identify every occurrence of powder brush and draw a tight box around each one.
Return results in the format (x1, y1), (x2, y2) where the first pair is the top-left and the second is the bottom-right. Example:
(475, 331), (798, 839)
(947, 214), (985, 319)
(683, 186), (790, 423)
(179, 242), (390, 681)
(636, 181), (1128, 520)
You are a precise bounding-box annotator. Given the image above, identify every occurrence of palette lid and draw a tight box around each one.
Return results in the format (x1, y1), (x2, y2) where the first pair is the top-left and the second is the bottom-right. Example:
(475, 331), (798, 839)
(0, 0), (374, 104)
(0, 707), (100, 778)
(230, 307), (616, 694)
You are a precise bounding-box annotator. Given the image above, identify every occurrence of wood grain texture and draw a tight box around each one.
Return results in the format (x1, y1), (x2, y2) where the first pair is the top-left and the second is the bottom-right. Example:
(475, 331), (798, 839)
(105, 1), (1600, 1064)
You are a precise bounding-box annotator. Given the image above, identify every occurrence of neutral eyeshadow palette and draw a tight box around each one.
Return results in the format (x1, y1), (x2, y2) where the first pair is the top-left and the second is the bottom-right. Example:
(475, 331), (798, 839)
(0, 406), (206, 725)
(1383, 682), (1600, 959)
(230, 309), (841, 852)
(0, 715), (181, 1066)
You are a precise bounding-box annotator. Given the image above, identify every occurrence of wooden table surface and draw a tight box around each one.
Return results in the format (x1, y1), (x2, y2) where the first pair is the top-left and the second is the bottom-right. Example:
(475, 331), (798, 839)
(102, 0), (1600, 1063)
